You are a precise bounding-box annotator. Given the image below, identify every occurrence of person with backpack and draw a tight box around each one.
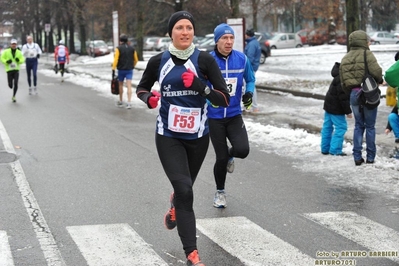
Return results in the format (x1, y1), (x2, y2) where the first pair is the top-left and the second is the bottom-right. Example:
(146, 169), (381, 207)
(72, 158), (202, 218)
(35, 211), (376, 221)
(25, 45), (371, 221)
(22, 35), (42, 94)
(54, 40), (70, 82)
(112, 34), (138, 109)
(321, 62), (352, 156)
(1, 39), (25, 102)
(339, 30), (383, 165)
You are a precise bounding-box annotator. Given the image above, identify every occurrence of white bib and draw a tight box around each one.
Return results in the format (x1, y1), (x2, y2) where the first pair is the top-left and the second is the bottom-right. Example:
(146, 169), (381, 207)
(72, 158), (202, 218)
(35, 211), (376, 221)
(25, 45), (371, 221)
(167, 104), (201, 134)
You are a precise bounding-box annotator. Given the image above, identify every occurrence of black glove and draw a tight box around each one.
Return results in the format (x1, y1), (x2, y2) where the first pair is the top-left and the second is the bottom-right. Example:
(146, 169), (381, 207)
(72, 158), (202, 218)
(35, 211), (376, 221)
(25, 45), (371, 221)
(37, 54), (40, 59)
(15, 58), (19, 62)
(112, 70), (115, 78)
(6, 59), (12, 64)
(242, 92), (253, 110)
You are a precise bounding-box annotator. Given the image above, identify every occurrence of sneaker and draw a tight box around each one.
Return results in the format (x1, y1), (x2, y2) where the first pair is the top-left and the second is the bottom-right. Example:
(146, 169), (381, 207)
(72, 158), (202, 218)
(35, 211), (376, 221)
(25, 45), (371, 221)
(366, 160), (374, 164)
(226, 157), (234, 173)
(126, 102), (132, 109)
(186, 250), (205, 266)
(332, 152), (347, 156)
(355, 158), (365, 166)
(321, 151), (329, 155)
(164, 193), (176, 230)
(12, 97), (16, 102)
(213, 190), (226, 208)
(116, 101), (124, 108)
(29, 87), (32, 95)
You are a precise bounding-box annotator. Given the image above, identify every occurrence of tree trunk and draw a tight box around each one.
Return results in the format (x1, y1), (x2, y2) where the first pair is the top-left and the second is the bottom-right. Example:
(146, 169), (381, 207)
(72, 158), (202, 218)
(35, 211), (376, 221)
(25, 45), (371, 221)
(345, 0), (360, 52)
(230, 0), (240, 17)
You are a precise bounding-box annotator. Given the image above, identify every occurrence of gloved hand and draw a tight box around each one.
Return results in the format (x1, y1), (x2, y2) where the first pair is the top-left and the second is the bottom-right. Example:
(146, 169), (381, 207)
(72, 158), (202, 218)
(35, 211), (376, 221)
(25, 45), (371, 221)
(15, 58), (19, 62)
(147, 91), (161, 109)
(6, 59), (12, 64)
(181, 68), (205, 93)
(112, 70), (115, 78)
(242, 92), (253, 110)
(37, 54), (40, 59)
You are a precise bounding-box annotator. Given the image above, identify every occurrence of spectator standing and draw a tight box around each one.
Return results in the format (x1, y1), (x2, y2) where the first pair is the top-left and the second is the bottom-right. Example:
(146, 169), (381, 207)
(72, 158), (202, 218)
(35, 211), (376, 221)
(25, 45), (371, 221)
(22, 35), (42, 95)
(207, 23), (255, 208)
(112, 34), (138, 109)
(54, 40), (70, 82)
(136, 11), (230, 266)
(340, 30), (383, 165)
(1, 39), (25, 102)
(244, 28), (261, 112)
(321, 62), (352, 156)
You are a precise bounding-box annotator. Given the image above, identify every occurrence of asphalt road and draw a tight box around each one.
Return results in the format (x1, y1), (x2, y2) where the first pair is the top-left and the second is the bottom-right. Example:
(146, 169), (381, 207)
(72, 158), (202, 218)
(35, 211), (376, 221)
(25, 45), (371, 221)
(0, 62), (398, 266)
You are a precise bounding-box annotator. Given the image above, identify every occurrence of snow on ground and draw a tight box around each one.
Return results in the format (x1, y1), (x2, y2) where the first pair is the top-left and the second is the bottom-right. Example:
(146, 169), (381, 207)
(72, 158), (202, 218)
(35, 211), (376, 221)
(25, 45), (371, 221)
(38, 44), (399, 207)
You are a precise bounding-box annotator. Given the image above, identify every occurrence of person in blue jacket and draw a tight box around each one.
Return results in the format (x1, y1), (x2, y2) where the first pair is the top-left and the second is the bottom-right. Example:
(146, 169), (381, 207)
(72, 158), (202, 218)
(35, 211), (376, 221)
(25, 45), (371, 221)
(244, 28), (261, 112)
(207, 23), (255, 208)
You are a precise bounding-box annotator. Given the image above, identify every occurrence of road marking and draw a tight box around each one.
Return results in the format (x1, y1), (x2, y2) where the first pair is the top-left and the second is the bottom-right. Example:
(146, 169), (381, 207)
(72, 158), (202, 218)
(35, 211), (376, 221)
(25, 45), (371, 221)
(196, 216), (314, 266)
(0, 120), (66, 266)
(67, 223), (168, 266)
(304, 211), (399, 263)
(0, 231), (14, 266)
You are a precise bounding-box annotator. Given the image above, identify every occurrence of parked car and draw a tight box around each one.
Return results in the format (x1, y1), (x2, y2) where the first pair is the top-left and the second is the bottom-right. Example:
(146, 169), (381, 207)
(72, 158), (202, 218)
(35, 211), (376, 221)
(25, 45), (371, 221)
(256, 32), (272, 64)
(198, 32), (271, 64)
(297, 29), (311, 45)
(266, 33), (302, 49)
(155, 37), (171, 51)
(307, 27), (346, 46)
(88, 40), (110, 57)
(197, 37), (215, 52)
(368, 31), (399, 45)
(144, 37), (159, 51)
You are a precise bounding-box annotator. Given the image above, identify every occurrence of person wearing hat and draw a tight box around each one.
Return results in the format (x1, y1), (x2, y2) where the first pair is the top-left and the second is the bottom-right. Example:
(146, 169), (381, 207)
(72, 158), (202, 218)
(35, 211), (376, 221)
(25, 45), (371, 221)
(244, 28), (261, 112)
(22, 35), (42, 95)
(112, 33), (138, 109)
(1, 39), (25, 102)
(207, 23), (255, 208)
(136, 11), (230, 266)
(54, 40), (70, 82)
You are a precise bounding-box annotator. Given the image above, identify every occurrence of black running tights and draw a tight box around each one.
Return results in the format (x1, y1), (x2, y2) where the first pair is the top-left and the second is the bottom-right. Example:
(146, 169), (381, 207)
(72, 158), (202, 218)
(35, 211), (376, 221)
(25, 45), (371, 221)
(155, 133), (209, 256)
(7, 70), (19, 97)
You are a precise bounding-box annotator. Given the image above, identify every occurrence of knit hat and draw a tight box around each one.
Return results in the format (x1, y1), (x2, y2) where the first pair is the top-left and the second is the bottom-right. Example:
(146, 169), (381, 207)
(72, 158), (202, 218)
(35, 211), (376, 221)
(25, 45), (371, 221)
(168, 11), (195, 37)
(10, 39), (17, 44)
(214, 23), (234, 43)
(59, 40), (64, 45)
(246, 29), (255, 37)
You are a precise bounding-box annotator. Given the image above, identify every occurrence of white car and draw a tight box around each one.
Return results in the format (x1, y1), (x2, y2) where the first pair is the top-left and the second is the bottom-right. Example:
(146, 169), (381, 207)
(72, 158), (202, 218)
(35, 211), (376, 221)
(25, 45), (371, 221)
(155, 37), (171, 51)
(266, 33), (303, 49)
(368, 31), (399, 45)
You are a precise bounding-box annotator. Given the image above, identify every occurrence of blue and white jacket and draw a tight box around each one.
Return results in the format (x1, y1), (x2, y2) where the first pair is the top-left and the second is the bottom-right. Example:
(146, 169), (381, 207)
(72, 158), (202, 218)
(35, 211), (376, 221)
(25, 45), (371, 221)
(208, 49), (255, 119)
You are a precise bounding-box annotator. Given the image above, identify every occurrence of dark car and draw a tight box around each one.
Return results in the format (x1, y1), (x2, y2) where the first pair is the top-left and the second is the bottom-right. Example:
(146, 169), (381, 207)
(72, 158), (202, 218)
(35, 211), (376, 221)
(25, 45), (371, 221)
(88, 40), (111, 57)
(198, 32), (271, 64)
(256, 32), (272, 64)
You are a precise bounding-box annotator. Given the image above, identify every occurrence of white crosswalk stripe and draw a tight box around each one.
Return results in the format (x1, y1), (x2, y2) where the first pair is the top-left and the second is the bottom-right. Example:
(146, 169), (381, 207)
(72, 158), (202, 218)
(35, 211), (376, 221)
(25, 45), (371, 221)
(66, 223), (168, 266)
(196, 216), (315, 266)
(304, 211), (399, 263)
(2, 213), (399, 265)
(0, 231), (14, 266)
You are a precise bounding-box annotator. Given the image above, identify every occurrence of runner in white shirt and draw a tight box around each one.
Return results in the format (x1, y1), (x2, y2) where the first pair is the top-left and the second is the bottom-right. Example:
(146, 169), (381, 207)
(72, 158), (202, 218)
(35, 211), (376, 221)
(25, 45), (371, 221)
(21, 36), (42, 95)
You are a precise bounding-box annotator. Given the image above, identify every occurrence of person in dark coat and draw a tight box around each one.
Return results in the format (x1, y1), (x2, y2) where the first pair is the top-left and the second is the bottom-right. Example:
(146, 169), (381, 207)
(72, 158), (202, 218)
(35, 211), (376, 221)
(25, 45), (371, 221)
(321, 62), (352, 155)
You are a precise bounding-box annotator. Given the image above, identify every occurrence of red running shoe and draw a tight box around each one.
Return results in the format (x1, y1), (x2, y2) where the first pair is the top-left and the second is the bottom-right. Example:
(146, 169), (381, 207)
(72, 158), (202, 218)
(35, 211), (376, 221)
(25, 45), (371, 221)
(186, 250), (205, 266)
(164, 193), (176, 230)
